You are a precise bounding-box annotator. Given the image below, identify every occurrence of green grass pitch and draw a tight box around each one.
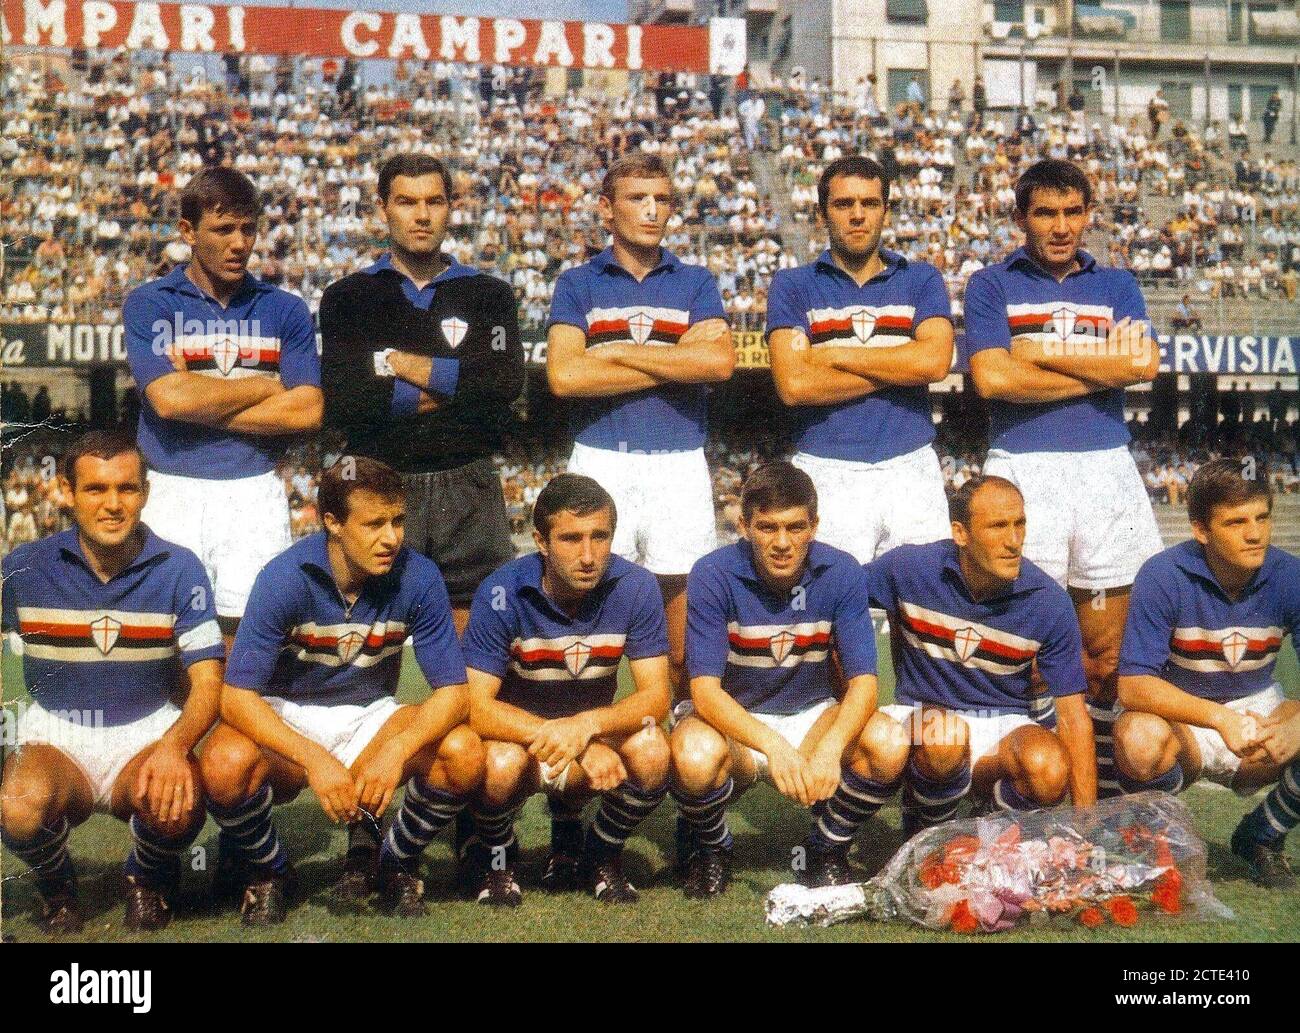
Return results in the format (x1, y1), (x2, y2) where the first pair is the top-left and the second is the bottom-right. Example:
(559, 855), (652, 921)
(2, 641), (1298, 942)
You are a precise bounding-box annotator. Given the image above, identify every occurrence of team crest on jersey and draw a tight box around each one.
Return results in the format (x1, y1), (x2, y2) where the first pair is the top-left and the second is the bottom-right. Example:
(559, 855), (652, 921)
(1051, 307), (1078, 342)
(564, 640), (592, 677)
(626, 311), (655, 346)
(90, 614), (122, 655)
(953, 626), (982, 662)
(851, 309), (876, 343)
(441, 317), (468, 349)
(1221, 631), (1249, 669)
(212, 336), (242, 376)
(769, 629), (797, 664)
(336, 630), (365, 664)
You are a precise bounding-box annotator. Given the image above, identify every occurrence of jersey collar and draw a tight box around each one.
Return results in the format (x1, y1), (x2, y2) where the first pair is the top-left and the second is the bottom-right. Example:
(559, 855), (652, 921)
(363, 251), (477, 285)
(1171, 539), (1278, 600)
(517, 551), (630, 622)
(159, 262), (275, 305)
(729, 538), (837, 591)
(814, 247), (907, 284)
(1005, 246), (1098, 279)
(590, 246), (681, 278)
(940, 539), (1035, 602)
(57, 525), (172, 580)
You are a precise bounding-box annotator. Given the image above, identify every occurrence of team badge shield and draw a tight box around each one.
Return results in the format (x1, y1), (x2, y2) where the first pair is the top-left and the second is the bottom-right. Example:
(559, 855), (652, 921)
(770, 629), (796, 663)
(1221, 631), (1249, 669)
(953, 626), (982, 662)
(564, 640), (592, 677)
(627, 311), (654, 346)
(851, 309), (876, 343)
(90, 615), (122, 655)
(212, 336), (242, 376)
(1051, 307), (1078, 342)
(441, 317), (468, 349)
(337, 630), (365, 664)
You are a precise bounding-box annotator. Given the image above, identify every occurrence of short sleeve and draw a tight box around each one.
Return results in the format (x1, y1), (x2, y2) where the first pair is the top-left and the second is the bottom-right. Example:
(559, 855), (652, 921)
(764, 269), (807, 335)
(224, 567), (295, 691)
(462, 573), (517, 680)
(961, 268), (1011, 355)
(685, 559), (732, 680)
(123, 288), (178, 393)
(687, 270), (727, 323)
(861, 551), (896, 612)
(832, 563), (878, 680)
(171, 549), (224, 667)
(913, 264), (954, 325)
(1036, 589), (1089, 698)
(623, 569), (670, 660)
(1117, 559), (1176, 679)
(276, 294), (321, 389)
(1111, 269), (1149, 325)
(407, 566), (467, 690)
(545, 270), (588, 332)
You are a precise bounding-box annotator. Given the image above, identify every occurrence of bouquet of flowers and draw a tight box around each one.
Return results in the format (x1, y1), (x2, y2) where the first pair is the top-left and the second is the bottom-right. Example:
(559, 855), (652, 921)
(765, 792), (1233, 932)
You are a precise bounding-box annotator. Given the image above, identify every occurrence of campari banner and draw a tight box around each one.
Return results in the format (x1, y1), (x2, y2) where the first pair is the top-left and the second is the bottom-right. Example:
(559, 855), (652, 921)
(2, 0), (748, 73)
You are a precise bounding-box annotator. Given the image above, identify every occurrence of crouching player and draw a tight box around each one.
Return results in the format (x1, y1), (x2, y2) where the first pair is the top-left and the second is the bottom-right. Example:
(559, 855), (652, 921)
(1114, 458), (1300, 887)
(460, 474), (671, 906)
(670, 462), (906, 897)
(866, 475), (1096, 833)
(1, 431), (224, 933)
(199, 457), (482, 923)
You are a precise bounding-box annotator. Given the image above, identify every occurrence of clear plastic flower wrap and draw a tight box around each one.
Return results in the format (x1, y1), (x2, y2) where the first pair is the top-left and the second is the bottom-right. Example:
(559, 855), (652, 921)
(766, 792), (1234, 932)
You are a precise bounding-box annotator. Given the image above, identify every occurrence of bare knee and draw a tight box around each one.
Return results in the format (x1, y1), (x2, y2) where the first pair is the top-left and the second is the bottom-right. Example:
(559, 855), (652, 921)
(670, 719), (730, 794)
(1113, 711), (1176, 782)
(434, 724), (485, 796)
(198, 727), (266, 809)
(480, 741), (531, 806)
(0, 772), (60, 841)
(1017, 733), (1070, 804)
(911, 712), (969, 779)
(621, 724), (670, 790)
(853, 712), (910, 783)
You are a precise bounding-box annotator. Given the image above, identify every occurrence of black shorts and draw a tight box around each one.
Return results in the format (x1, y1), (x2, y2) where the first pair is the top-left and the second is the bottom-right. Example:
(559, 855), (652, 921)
(401, 457), (515, 605)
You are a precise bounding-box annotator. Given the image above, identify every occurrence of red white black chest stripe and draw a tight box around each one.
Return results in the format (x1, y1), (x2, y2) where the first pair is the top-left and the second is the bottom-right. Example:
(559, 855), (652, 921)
(726, 620), (832, 669)
(1005, 302), (1113, 343)
(14, 606), (219, 662)
(173, 333), (283, 380)
(585, 306), (689, 348)
(1169, 625), (1284, 673)
(510, 633), (627, 681)
(289, 620), (408, 668)
(806, 305), (914, 348)
(897, 601), (1040, 676)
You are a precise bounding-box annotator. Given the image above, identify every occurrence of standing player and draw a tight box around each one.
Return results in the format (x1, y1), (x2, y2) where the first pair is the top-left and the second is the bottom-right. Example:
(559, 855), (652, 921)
(766, 154), (955, 563)
(123, 166), (322, 649)
(670, 463), (907, 897)
(198, 458), (483, 923)
(1114, 459), (1300, 887)
(320, 154), (524, 639)
(964, 158), (1163, 795)
(1, 432), (224, 933)
(460, 474), (672, 905)
(546, 152), (734, 703)
(867, 476), (1096, 832)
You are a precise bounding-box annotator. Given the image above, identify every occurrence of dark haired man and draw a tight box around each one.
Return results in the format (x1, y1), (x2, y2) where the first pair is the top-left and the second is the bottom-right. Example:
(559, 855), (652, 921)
(1, 431), (224, 933)
(459, 474), (672, 905)
(964, 158), (1163, 796)
(123, 166), (322, 650)
(669, 462), (903, 897)
(1114, 459), (1300, 887)
(766, 154), (955, 564)
(320, 154), (524, 640)
(546, 153), (734, 708)
(198, 456), (483, 924)
(866, 475), (1095, 833)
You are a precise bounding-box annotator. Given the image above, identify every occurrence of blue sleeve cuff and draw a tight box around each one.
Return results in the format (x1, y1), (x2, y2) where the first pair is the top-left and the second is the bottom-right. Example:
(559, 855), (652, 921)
(428, 357), (460, 397)
(390, 378), (422, 417)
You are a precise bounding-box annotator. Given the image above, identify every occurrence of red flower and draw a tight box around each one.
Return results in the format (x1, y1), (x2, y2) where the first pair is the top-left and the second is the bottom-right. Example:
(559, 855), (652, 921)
(950, 900), (979, 934)
(1106, 896), (1139, 927)
(944, 836), (981, 864)
(1079, 907), (1105, 929)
